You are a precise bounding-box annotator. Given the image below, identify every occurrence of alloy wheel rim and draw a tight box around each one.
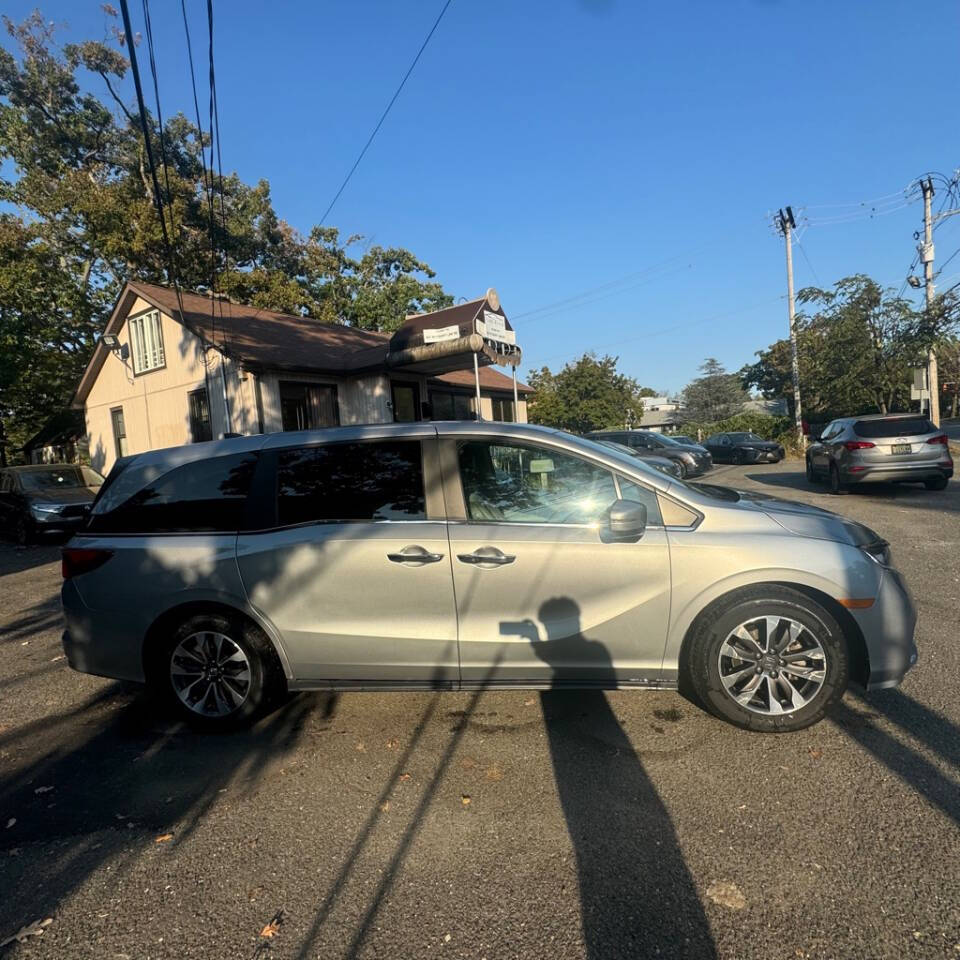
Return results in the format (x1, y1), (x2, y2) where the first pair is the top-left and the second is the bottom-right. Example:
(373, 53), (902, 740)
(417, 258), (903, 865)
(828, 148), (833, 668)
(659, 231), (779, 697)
(717, 615), (827, 716)
(170, 631), (252, 717)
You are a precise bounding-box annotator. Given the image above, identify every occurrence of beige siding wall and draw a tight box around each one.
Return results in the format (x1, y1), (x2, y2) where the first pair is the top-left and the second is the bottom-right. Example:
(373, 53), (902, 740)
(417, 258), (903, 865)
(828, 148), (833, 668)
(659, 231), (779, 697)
(84, 297), (223, 474)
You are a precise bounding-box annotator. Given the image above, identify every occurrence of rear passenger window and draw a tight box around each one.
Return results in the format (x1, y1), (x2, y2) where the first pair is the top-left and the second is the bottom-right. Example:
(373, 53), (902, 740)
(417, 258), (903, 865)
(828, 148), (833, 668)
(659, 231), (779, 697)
(276, 441), (425, 526)
(86, 452), (258, 534)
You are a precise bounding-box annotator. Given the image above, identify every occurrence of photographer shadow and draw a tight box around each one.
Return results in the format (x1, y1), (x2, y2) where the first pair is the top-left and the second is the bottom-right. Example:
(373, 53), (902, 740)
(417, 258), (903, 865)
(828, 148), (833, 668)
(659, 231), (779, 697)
(507, 597), (716, 958)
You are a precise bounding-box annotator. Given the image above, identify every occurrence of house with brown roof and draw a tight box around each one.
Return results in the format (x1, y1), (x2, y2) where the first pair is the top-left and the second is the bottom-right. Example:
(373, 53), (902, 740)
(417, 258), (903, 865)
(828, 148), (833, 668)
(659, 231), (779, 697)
(73, 281), (531, 474)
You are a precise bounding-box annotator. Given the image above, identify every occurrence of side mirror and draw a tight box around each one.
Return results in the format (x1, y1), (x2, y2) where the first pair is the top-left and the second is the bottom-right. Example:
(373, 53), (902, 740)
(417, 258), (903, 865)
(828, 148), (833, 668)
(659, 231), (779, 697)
(603, 499), (647, 543)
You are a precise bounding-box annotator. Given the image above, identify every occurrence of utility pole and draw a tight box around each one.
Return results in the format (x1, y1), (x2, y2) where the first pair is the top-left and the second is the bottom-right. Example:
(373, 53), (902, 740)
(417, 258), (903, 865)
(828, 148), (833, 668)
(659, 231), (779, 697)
(921, 178), (940, 426)
(776, 206), (805, 448)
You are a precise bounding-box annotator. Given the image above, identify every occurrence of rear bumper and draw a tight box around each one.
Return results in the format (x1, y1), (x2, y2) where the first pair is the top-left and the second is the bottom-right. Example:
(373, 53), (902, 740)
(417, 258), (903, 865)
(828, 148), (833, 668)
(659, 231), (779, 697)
(61, 579), (145, 682)
(843, 462), (953, 484)
(849, 567), (918, 690)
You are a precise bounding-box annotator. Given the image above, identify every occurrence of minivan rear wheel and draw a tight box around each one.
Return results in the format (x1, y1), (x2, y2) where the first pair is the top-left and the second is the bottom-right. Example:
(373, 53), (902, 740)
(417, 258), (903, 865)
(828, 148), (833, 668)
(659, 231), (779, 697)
(151, 613), (284, 731)
(924, 475), (949, 491)
(685, 585), (848, 732)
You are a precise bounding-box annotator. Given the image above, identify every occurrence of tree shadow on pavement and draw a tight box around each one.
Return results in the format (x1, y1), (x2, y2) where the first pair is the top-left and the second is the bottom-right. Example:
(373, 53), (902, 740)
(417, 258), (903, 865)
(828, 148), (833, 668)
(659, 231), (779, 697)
(0, 685), (322, 939)
(831, 688), (959, 825)
(529, 597), (716, 959)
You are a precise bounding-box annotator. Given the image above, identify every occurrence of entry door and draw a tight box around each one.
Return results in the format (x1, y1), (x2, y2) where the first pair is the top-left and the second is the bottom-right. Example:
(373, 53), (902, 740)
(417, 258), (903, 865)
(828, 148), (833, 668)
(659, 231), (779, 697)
(446, 438), (671, 686)
(236, 438), (458, 684)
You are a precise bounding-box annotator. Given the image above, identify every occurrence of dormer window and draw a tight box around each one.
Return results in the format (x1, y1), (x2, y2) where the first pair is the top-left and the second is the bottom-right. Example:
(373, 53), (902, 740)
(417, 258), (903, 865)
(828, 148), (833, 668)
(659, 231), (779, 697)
(129, 310), (166, 374)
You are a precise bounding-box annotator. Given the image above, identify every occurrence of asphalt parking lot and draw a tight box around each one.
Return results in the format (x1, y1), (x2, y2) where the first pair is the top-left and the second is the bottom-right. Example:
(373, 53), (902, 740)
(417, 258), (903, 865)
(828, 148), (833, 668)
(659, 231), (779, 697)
(1, 461), (958, 960)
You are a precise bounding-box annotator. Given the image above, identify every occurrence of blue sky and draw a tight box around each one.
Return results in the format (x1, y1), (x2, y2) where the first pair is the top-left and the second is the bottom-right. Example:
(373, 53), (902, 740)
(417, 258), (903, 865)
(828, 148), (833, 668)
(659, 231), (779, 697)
(5, 0), (960, 392)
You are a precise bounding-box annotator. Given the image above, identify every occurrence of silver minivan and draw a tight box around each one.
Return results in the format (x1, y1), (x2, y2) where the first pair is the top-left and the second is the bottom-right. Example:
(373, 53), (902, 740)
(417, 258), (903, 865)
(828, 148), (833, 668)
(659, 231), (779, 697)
(61, 422), (917, 733)
(806, 414), (953, 493)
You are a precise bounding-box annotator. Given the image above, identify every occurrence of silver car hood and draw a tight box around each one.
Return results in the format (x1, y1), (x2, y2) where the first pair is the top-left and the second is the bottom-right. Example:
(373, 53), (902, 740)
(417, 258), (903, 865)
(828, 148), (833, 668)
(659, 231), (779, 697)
(728, 488), (882, 547)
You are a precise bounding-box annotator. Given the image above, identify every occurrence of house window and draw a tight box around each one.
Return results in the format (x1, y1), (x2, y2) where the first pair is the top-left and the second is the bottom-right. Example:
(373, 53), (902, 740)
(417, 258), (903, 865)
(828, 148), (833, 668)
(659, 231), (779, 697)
(391, 382), (420, 422)
(491, 397), (515, 423)
(429, 390), (474, 420)
(110, 407), (128, 459)
(188, 387), (213, 442)
(279, 382), (339, 432)
(128, 310), (166, 374)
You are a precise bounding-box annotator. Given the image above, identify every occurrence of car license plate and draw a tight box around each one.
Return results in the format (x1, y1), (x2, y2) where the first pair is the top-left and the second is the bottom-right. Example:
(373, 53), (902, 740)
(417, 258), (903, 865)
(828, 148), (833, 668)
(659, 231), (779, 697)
(891, 443), (911, 454)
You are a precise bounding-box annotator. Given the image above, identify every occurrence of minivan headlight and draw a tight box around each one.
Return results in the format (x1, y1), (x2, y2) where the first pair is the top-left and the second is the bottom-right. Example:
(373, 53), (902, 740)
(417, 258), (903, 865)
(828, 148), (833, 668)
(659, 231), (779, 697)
(30, 502), (62, 518)
(862, 540), (892, 567)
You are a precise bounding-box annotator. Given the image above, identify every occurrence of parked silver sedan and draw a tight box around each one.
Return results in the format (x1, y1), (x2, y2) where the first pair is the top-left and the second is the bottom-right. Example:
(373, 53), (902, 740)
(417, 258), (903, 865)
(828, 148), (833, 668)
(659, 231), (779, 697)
(806, 414), (953, 493)
(61, 422), (917, 733)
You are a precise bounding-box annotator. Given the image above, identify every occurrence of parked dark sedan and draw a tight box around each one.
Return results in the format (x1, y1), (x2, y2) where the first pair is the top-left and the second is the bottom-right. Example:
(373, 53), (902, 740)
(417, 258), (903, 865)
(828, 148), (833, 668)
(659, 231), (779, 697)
(703, 432), (784, 464)
(0, 464), (104, 545)
(585, 429), (712, 478)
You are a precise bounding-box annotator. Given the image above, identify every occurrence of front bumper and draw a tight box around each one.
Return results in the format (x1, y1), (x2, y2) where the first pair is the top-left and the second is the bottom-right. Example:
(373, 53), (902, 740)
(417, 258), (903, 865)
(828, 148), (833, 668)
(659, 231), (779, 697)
(32, 513), (86, 535)
(848, 566), (918, 689)
(744, 448), (783, 463)
(685, 456), (713, 477)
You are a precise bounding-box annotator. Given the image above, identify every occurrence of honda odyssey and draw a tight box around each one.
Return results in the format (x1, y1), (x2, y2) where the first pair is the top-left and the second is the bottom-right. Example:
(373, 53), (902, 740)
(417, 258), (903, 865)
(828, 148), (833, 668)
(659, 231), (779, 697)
(61, 422), (917, 733)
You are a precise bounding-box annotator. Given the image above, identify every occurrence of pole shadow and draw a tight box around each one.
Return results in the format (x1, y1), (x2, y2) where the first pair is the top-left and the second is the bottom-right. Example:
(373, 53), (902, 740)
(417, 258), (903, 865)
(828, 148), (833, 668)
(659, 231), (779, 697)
(513, 597), (717, 958)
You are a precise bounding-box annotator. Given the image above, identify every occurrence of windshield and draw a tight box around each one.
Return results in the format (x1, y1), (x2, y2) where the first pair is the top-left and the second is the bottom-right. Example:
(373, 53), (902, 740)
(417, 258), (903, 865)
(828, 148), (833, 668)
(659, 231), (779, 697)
(20, 466), (104, 492)
(653, 434), (682, 446)
(728, 433), (764, 443)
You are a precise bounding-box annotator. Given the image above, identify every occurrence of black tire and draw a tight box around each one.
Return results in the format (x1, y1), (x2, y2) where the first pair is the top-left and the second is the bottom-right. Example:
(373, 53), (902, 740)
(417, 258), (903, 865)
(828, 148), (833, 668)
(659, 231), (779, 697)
(148, 612), (285, 731)
(805, 457), (817, 483)
(684, 585), (848, 733)
(924, 475), (949, 491)
(14, 515), (32, 546)
(829, 463), (847, 495)
(731, 449), (744, 465)
(673, 458), (687, 479)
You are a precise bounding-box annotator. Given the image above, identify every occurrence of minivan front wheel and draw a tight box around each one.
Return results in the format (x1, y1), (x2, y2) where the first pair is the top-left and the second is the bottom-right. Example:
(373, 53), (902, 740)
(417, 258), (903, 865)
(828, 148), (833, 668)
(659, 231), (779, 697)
(685, 586), (848, 732)
(153, 613), (283, 731)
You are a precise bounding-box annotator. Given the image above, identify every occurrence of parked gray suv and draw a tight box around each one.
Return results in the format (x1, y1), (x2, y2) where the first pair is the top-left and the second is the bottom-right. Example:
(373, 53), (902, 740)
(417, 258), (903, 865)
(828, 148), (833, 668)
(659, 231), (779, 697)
(585, 430), (712, 478)
(61, 422), (916, 733)
(806, 414), (953, 494)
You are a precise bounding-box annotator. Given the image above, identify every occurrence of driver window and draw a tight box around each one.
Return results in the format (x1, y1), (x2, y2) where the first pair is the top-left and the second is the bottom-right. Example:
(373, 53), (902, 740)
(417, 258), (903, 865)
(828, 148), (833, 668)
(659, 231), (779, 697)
(457, 440), (617, 524)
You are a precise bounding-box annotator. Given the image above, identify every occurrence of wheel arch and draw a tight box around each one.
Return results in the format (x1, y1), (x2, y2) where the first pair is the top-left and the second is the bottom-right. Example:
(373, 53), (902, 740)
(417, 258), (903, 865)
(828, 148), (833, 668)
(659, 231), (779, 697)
(677, 580), (870, 688)
(142, 600), (294, 683)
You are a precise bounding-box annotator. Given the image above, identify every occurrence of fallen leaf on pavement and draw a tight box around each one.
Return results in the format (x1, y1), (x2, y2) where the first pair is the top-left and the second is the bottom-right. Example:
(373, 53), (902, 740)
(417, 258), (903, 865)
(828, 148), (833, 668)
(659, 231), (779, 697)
(485, 765), (504, 782)
(155, 834), (173, 843)
(379, 801), (390, 813)
(0, 918), (53, 947)
(5, 818), (14, 829)
(398, 773), (411, 782)
(355, 741), (366, 753)
(385, 737), (399, 749)
(259, 909), (285, 938)
(49, 655), (65, 662)
(461, 795), (471, 806)
(34, 786), (54, 794)
(706, 880), (747, 910)
(808, 748), (823, 760)
(523, 697), (535, 706)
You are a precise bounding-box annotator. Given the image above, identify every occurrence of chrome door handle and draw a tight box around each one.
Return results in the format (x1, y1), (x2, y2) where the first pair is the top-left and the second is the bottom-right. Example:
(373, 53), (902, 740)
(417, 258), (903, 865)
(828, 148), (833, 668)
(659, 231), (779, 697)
(387, 546), (444, 564)
(457, 548), (516, 566)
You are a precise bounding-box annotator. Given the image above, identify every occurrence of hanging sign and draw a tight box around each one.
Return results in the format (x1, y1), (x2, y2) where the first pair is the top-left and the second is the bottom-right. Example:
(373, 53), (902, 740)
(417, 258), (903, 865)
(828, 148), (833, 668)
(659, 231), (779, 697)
(481, 310), (516, 345)
(422, 324), (460, 344)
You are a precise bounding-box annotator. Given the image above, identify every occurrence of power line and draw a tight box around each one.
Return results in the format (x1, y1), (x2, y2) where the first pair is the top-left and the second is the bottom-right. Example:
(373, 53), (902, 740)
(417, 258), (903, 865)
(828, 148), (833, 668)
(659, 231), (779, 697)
(181, 0), (220, 355)
(530, 295), (786, 368)
(318, 0), (453, 224)
(117, 0), (189, 327)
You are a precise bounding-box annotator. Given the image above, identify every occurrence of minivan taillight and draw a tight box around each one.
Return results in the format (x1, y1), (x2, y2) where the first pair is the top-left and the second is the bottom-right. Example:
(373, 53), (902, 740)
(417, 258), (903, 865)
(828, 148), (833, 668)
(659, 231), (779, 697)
(927, 434), (949, 446)
(62, 547), (113, 580)
(844, 441), (876, 451)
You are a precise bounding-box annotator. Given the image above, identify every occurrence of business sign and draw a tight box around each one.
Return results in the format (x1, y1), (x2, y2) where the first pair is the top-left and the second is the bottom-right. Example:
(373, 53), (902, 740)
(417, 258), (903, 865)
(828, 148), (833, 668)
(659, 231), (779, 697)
(480, 310), (516, 345)
(422, 324), (461, 344)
